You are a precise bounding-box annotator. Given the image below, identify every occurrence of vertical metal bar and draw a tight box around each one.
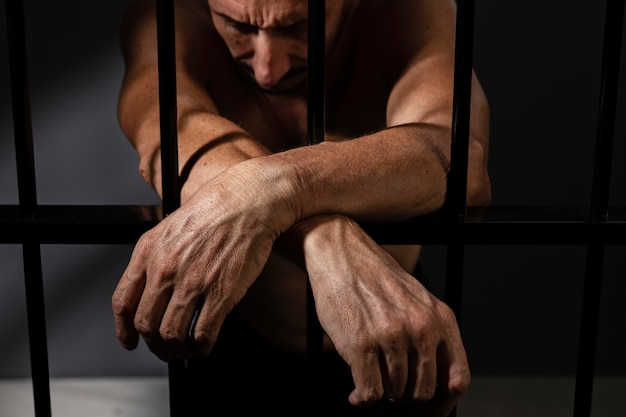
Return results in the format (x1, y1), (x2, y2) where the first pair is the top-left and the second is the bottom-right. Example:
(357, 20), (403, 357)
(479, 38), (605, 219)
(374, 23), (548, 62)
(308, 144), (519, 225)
(574, 1), (625, 416)
(589, 0), (624, 224)
(306, 0), (325, 415)
(6, 0), (36, 211)
(445, 0), (475, 316)
(155, 0), (185, 415)
(445, 2), (475, 415)
(307, 0), (325, 147)
(5, 1), (52, 416)
(445, 0), (475, 221)
(445, 0), (475, 324)
(574, 244), (605, 417)
(156, 0), (181, 214)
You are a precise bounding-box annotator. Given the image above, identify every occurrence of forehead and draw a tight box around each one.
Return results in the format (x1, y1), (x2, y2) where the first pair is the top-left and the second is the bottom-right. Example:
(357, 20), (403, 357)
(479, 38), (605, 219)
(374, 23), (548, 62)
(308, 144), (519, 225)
(208, 0), (308, 28)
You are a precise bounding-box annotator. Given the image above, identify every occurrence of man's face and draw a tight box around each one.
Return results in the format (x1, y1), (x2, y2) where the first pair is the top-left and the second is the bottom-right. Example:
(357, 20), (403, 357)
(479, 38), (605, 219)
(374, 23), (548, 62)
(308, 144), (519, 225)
(208, 0), (340, 95)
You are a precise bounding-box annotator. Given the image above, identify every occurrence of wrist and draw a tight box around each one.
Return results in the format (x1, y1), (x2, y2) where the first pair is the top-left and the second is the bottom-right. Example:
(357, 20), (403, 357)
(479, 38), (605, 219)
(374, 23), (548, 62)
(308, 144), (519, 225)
(225, 157), (303, 235)
(299, 214), (357, 257)
(274, 214), (356, 269)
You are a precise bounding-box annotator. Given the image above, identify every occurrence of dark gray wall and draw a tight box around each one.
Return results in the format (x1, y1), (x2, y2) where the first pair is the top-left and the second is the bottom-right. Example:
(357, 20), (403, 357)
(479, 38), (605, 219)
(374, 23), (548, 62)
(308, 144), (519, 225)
(0, 0), (624, 378)
(0, 0), (165, 378)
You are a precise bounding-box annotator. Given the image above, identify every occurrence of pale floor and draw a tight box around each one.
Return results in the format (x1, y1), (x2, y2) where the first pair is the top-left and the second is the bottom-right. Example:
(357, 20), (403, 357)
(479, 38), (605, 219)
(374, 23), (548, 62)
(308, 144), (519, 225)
(0, 376), (625, 417)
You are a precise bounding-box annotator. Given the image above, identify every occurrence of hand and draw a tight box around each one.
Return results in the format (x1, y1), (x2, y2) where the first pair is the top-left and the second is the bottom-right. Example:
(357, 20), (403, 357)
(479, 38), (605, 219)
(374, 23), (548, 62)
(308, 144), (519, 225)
(301, 215), (470, 416)
(111, 168), (285, 361)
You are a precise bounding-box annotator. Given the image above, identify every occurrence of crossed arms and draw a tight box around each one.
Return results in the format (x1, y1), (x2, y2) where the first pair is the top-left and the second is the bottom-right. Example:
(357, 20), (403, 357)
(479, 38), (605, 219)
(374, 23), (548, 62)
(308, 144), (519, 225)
(112, 0), (490, 414)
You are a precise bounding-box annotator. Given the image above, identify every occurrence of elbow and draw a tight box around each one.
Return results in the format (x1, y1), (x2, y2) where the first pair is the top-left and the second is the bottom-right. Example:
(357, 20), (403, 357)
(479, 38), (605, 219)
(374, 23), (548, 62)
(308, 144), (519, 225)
(117, 96), (163, 196)
(137, 146), (163, 198)
(467, 176), (491, 208)
(466, 138), (491, 208)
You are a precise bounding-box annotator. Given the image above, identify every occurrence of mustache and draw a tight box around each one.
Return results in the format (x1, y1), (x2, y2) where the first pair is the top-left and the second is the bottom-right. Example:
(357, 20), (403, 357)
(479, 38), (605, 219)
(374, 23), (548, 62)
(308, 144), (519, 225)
(238, 62), (308, 95)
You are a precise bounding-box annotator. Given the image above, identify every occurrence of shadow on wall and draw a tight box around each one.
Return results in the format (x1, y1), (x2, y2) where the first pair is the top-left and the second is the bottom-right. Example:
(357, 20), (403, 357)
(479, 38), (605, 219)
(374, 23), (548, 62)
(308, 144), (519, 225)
(0, 0), (625, 379)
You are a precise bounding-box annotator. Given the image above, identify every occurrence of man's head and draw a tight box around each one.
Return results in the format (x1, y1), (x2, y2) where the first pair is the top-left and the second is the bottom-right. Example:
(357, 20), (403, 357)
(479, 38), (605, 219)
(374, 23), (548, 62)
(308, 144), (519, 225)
(208, 0), (346, 95)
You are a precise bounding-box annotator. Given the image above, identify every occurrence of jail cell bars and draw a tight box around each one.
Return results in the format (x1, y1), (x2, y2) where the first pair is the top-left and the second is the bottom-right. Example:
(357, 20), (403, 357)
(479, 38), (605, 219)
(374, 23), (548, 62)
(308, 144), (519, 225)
(2, 0), (626, 417)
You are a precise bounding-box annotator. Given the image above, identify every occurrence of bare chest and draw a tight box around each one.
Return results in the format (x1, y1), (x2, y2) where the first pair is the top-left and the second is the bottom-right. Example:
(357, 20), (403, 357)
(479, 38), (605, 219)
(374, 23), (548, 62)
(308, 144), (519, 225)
(210, 73), (389, 152)
(205, 22), (392, 149)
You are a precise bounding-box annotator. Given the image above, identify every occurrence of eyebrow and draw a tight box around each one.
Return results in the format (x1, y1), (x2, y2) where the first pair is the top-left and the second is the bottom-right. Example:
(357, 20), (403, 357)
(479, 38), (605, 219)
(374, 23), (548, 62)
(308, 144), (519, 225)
(213, 11), (308, 30)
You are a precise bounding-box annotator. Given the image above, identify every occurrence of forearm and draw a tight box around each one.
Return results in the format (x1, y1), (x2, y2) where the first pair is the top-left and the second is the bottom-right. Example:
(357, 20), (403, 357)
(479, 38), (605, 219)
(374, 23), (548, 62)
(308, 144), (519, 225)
(242, 122), (469, 226)
(117, 0), (266, 202)
(122, 102), (362, 266)
(119, 92), (270, 203)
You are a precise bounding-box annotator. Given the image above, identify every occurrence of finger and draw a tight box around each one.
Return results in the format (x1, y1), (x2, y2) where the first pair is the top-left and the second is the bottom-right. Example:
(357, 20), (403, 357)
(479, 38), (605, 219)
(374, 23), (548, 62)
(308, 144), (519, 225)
(133, 277), (175, 362)
(111, 262), (147, 351)
(160, 287), (202, 359)
(348, 349), (384, 407)
(189, 299), (229, 358)
(409, 340), (438, 402)
(390, 346), (419, 404)
(422, 338), (471, 416)
(379, 343), (408, 400)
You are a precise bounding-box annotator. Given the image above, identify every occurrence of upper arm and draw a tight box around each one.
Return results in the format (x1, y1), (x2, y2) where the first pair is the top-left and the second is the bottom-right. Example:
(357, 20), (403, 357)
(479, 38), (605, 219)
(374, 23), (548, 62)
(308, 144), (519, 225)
(385, 0), (458, 128)
(384, 0), (491, 205)
(117, 0), (218, 139)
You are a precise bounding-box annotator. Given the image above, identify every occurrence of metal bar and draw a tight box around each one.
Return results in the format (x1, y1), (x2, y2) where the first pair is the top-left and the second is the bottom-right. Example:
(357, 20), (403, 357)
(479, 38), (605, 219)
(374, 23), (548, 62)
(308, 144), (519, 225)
(444, 3), (475, 414)
(5, 1), (52, 416)
(155, 0), (186, 415)
(307, 0), (325, 147)
(20, 243), (50, 417)
(574, 244), (606, 417)
(445, 0), (475, 317)
(574, 1), (625, 415)
(156, 0), (181, 214)
(6, 0), (37, 212)
(306, 0), (326, 415)
(445, 0), (476, 220)
(589, 0), (625, 223)
(3, 205), (626, 245)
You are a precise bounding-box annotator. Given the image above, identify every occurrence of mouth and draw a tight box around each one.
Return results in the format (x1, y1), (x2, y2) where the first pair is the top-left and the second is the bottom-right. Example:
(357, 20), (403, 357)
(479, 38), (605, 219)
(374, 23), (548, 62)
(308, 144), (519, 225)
(238, 63), (307, 95)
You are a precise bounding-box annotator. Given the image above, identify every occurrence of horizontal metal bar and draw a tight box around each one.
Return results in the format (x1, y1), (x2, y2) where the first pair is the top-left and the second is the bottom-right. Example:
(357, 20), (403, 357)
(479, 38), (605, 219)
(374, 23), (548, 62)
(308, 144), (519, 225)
(1, 205), (626, 245)
(0, 205), (162, 244)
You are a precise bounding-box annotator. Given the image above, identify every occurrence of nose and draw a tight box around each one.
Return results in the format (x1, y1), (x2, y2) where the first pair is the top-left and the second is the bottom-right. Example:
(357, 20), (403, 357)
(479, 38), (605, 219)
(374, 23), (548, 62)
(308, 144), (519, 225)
(250, 32), (291, 88)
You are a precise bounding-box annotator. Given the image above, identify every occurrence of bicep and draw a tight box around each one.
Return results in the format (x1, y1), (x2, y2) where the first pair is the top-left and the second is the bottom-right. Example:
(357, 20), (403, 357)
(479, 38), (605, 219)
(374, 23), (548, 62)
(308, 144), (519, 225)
(118, 0), (219, 136)
(385, 0), (458, 128)
(385, 0), (490, 147)
(384, 0), (491, 204)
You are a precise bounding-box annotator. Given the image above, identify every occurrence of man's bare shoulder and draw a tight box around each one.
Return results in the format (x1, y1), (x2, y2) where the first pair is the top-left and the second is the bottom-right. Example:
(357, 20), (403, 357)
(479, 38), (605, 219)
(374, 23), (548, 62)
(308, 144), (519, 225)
(328, 0), (450, 89)
(346, 0), (450, 75)
(176, 0), (212, 20)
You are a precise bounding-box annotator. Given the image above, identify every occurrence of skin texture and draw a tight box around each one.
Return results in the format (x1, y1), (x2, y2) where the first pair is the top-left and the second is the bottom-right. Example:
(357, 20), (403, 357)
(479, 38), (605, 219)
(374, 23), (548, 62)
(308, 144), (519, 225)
(112, 0), (491, 415)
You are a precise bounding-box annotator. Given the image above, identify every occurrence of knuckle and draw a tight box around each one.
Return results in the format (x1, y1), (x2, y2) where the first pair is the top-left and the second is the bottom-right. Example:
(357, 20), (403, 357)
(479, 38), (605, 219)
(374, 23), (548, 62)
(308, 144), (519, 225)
(111, 293), (128, 317)
(438, 302), (459, 325)
(359, 386), (384, 405)
(416, 337), (437, 356)
(448, 370), (471, 397)
(133, 233), (153, 255)
(160, 326), (184, 346)
(133, 316), (155, 338)
(379, 318), (405, 340)
(111, 290), (135, 317)
(191, 329), (216, 357)
(414, 383), (436, 402)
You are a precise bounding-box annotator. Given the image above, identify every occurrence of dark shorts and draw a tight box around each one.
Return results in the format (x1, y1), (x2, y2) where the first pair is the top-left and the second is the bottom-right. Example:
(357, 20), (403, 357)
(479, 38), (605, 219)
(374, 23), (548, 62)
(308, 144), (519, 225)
(182, 313), (426, 416)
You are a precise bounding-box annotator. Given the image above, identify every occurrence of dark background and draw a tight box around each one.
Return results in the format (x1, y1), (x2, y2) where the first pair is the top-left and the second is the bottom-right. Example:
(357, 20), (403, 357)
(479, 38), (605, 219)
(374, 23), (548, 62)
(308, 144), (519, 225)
(1, 0), (624, 381)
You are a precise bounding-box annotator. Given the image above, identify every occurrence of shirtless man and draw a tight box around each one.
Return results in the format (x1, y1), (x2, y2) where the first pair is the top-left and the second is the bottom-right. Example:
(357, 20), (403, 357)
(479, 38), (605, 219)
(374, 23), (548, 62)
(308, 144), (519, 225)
(111, 0), (491, 415)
